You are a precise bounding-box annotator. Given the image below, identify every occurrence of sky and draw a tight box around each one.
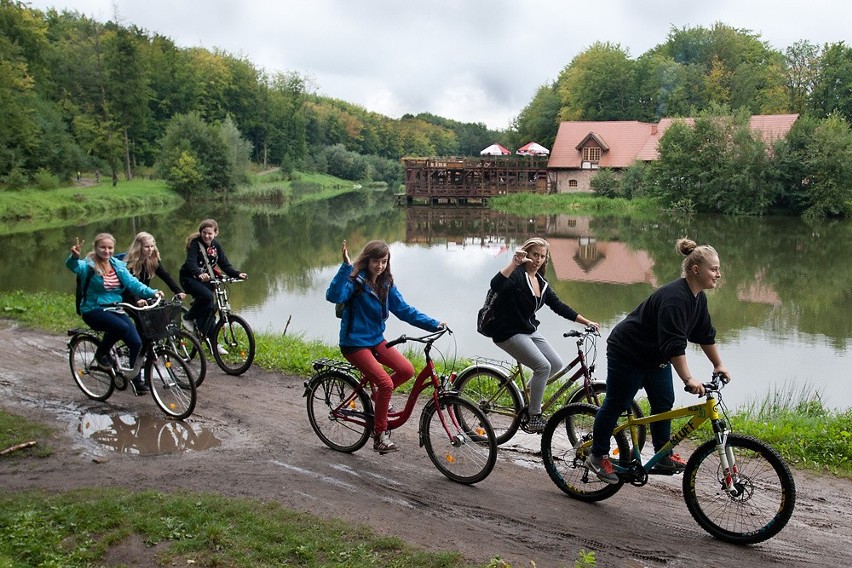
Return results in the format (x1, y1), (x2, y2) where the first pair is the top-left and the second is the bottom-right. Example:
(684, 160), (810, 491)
(24, 0), (851, 130)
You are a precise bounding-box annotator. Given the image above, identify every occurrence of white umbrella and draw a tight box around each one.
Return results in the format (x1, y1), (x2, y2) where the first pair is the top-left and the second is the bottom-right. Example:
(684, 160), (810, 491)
(516, 141), (550, 156)
(480, 143), (511, 156)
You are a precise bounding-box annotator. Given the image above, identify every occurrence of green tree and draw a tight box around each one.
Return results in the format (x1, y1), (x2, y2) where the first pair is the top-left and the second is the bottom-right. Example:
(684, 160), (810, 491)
(589, 168), (620, 198)
(157, 112), (232, 198)
(558, 42), (636, 121)
(800, 113), (852, 217)
(218, 115), (252, 187)
(512, 82), (561, 150)
(810, 41), (852, 121)
(783, 40), (821, 115)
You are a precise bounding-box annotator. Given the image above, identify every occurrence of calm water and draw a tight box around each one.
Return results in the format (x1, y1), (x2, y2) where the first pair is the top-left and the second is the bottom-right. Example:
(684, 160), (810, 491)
(8, 190), (850, 410)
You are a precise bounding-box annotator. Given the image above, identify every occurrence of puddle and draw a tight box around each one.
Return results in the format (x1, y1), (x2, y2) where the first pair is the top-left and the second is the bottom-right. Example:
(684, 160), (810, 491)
(78, 411), (222, 455)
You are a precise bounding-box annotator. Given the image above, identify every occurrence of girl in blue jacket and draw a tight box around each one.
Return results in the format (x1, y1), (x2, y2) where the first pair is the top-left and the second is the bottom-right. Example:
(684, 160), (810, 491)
(326, 240), (445, 454)
(66, 233), (162, 395)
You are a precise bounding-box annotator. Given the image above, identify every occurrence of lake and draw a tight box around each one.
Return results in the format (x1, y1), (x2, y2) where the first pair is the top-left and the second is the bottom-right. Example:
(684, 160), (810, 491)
(9, 189), (850, 411)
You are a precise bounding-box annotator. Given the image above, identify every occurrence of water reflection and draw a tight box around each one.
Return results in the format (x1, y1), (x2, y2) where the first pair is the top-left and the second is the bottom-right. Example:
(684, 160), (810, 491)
(78, 411), (221, 455)
(4, 192), (850, 408)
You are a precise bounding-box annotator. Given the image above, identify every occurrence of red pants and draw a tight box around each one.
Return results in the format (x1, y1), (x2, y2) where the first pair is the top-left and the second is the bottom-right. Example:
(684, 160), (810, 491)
(343, 341), (414, 434)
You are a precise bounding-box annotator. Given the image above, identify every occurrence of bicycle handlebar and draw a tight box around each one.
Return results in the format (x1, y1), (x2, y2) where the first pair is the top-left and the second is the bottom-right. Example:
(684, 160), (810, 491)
(385, 326), (452, 348)
(211, 276), (245, 285)
(684, 372), (729, 395)
(563, 326), (600, 338)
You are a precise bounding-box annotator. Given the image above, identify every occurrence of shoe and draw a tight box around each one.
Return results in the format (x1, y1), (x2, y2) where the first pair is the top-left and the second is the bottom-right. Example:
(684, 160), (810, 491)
(216, 344), (229, 355)
(181, 316), (196, 334)
(131, 377), (149, 395)
(373, 431), (398, 454)
(650, 453), (687, 475)
(526, 413), (546, 434)
(93, 353), (113, 371)
(584, 453), (620, 484)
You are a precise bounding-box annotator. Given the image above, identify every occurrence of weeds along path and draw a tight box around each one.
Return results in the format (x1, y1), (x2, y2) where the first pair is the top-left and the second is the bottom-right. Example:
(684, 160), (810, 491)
(0, 320), (850, 567)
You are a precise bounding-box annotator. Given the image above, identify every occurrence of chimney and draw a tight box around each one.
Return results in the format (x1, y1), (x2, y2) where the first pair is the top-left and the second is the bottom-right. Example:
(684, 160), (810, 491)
(651, 124), (658, 135)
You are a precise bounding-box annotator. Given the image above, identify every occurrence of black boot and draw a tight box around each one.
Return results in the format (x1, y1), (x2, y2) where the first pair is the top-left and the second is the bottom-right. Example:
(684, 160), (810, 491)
(131, 376), (149, 395)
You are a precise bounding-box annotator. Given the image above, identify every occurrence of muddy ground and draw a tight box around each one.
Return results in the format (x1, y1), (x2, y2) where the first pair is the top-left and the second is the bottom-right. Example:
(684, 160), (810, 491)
(1, 321), (849, 567)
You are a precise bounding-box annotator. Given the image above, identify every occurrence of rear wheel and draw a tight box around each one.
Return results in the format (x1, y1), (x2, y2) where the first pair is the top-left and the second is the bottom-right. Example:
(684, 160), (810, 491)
(306, 371), (372, 452)
(453, 367), (521, 445)
(683, 434), (796, 544)
(421, 395), (497, 484)
(213, 314), (255, 375)
(146, 349), (197, 419)
(165, 330), (207, 386)
(69, 335), (114, 401)
(567, 381), (647, 450)
(541, 403), (629, 502)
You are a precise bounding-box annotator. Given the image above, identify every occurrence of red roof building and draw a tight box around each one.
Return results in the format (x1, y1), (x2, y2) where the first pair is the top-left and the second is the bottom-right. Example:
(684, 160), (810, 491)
(547, 114), (798, 193)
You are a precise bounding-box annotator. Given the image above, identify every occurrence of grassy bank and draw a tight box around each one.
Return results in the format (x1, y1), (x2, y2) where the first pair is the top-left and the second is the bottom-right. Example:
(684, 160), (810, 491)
(0, 180), (182, 236)
(489, 193), (661, 217)
(1, 289), (850, 477)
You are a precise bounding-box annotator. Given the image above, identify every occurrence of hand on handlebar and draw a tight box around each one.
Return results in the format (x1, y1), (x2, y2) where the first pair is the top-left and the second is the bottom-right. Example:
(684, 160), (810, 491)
(683, 377), (706, 397)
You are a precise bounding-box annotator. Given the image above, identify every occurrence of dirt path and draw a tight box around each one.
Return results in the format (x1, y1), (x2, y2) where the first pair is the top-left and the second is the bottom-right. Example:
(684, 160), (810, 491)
(1, 321), (849, 567)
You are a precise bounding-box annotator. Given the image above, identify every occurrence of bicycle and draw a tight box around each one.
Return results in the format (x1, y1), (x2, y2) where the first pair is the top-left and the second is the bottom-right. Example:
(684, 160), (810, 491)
(540, 374), (796, 544)
(453, 327), (645, 446)
(68, 297), (198, 420)
(303, 327), (498, 485)
(183, 276), (255, 376)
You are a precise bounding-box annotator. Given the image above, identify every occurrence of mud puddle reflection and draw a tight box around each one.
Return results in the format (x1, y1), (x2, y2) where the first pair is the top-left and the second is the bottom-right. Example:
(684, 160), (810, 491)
(78, 411), (221, 455)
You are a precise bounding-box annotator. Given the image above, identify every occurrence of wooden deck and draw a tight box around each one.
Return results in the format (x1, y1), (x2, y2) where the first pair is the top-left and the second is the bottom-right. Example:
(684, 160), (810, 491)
(401, 156), (551, 205)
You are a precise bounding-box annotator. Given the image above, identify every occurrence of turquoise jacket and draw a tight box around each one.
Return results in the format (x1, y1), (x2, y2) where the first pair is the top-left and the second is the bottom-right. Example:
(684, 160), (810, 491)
(326, 262), (440, 348)
(66, 254), (157, 314)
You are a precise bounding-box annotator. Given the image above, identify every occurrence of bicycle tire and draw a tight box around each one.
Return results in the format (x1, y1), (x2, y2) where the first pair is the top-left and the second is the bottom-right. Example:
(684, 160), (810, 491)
(212, 314), (255, 375)
(146, 348), (197, 419)
(683, 434), (796, 544)
(453, 366), (522, 445)
(420, 394), (497, 485)
(166, 329), (207, 387)
(306, 370), (372, 452)
(541, 403), (630, 502)
(68, 334), (114, 401)
(567, 381), (647, 451)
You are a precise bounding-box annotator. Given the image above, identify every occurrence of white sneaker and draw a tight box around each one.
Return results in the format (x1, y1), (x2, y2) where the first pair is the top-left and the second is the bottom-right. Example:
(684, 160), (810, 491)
(217, 344), (229, 355)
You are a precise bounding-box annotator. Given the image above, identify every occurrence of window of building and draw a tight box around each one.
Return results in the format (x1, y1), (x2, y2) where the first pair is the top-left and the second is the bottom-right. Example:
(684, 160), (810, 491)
(582, 147), (601, 163)
(568, 179), (578, 188)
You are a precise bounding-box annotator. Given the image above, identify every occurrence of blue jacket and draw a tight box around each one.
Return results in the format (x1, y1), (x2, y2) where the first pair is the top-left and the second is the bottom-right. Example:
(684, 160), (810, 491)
(66, 254), (158, 314)
(326, 262), (440, 348)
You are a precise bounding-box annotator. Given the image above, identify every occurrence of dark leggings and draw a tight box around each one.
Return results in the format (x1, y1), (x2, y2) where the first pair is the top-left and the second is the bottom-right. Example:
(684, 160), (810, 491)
(82, 309), (142, 368)
(181, 277), (215, 338)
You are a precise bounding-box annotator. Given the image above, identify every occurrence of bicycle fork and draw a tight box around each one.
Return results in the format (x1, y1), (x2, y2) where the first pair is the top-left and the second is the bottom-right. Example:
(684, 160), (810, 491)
(711, 424), (744, 498)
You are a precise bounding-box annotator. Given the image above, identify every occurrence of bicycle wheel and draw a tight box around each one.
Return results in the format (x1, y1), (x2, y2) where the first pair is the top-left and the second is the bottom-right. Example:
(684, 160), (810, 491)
(567, 381), (647, 451)
(453, 367), (522, 445)
(305, 370), (372, 452)
(541, 403), (629, 502)
(166, 330), (207, 387)
(683, 434), (796, 544)
(421, 394), (498, 484)
(212, 314), (255, 375)
(146, 348), (197, 419)
(68, 335), (114, 401)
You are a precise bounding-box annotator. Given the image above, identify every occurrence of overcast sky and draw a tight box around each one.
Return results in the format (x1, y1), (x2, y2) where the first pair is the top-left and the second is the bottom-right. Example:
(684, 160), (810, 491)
(25, 0), (851, 130)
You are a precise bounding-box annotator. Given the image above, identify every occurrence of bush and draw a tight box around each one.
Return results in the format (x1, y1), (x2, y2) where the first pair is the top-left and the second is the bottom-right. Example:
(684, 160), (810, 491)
(33, 168), (60, 191)
(590, 168), (620, 198)
(1, 167), (28, 191)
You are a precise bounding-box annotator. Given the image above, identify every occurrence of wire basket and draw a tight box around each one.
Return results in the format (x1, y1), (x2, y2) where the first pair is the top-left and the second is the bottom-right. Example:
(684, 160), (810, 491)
(137, 302), (182, 340)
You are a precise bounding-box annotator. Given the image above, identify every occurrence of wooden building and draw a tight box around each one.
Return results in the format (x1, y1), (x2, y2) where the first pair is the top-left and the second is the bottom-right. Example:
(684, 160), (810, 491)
(401, 156), (551, 205)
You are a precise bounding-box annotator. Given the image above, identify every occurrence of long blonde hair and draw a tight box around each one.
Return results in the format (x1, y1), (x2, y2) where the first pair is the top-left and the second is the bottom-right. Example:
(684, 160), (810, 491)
(125, 231), (160, 278)
(519, 237), (550, 276)
(85, 233), (116, 274)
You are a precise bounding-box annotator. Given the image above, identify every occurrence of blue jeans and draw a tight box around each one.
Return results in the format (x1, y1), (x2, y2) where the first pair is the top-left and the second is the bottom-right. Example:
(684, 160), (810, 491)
(591, 355), (675, 457)
(82, 309), (142, 369)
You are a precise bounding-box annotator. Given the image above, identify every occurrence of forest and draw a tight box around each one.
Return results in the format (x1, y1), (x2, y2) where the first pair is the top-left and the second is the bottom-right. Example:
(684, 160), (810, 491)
(1, 1), (850, 216)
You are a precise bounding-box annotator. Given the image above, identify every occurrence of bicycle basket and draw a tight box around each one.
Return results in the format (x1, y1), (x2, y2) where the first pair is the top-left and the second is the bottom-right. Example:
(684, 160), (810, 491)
(137, 302), (182, 340)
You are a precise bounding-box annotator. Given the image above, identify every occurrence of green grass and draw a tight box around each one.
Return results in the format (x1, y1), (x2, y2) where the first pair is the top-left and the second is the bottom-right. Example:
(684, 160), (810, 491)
(0, 410), (54, 459)
(234, 170), (382, 209)
(0, 180), (182, 235)
(0, 488), (467, 568)
(489, 193), (660, 217)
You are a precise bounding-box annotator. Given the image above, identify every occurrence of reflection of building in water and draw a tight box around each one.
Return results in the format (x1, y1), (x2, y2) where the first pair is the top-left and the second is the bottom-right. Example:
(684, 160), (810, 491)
(548, 238), (658, 286)
(736, 268), (781, 305)
(405, 206), (551, 245)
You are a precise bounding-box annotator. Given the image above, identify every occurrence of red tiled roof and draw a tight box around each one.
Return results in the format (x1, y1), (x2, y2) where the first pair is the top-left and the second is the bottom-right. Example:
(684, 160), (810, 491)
(548, 114), (799, 169)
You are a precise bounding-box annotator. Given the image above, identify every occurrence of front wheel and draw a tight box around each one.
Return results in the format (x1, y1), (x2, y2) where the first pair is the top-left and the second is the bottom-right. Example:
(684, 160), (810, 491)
(567, 381), (647, 451)
(421, 395), (497, 485)
(166, 330), (207, 387)
(68, 335), (114, 401)
(683, 434), (796, 544)
(212, 314), (255, 375)
(146, 348), (197, 419)
(453, 367), (522, 445)
(541, 403), (630, 502)
(305, 371), (372, 452)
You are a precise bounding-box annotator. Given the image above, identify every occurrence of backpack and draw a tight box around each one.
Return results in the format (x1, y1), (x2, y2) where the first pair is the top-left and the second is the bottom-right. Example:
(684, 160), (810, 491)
(335, 276), (365, 336)
(75, 264), (96, 315)
(476, 288), (499, 338)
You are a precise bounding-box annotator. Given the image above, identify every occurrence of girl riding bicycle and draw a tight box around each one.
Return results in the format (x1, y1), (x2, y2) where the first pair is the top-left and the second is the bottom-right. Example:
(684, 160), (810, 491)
(585, 237), (731, 484)
(487, 237), (599, 433)
(66, 233), (163, 395)
(122, 231), (185, 306)
(326, 240), (446, 454)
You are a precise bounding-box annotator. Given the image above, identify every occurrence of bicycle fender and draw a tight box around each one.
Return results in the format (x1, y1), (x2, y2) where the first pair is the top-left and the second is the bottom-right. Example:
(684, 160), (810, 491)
(454, 363), (522, 401)
(417, 398), (439, 448)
